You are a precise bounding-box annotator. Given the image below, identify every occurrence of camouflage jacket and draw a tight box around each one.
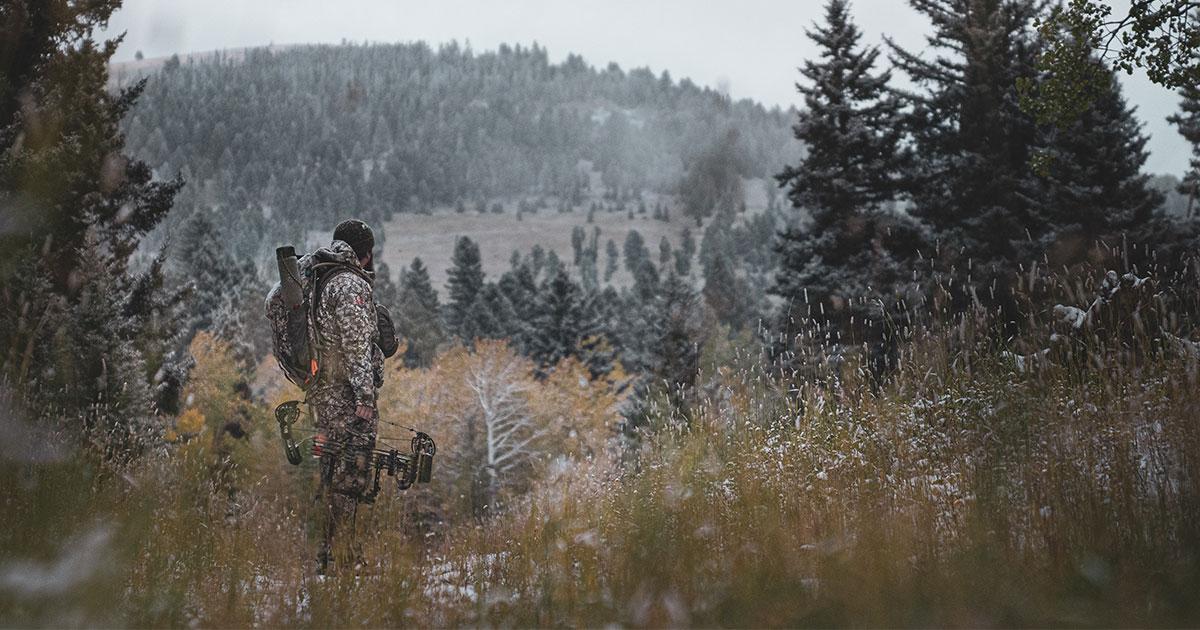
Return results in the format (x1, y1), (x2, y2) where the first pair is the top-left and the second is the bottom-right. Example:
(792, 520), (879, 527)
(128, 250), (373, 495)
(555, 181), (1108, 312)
(302, 240), (384, 410)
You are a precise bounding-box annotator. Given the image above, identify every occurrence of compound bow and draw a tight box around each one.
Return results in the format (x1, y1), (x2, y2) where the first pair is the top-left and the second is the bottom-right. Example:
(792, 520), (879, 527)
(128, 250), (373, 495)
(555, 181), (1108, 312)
(275, 400), (436, 502)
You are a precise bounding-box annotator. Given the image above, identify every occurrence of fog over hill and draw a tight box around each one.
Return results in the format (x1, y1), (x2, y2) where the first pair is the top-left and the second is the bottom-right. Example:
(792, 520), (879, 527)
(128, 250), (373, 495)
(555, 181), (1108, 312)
(116, 42), (798, 276)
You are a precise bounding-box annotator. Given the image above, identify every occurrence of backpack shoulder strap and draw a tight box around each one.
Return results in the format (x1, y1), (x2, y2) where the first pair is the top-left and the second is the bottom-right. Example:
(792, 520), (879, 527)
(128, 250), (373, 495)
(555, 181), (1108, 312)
(310, 262), (371, 316)
(306, 262), (372, 383)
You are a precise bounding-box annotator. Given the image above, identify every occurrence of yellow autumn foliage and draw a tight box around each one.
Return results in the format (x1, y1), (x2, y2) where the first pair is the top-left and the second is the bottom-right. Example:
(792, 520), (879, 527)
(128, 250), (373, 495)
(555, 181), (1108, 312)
(183, 331), (243, 432)
(380, 340), (624, 464)
(529, 354), (625, 463)
(176, 408), (206, 435)
(377, 339), (627, 518)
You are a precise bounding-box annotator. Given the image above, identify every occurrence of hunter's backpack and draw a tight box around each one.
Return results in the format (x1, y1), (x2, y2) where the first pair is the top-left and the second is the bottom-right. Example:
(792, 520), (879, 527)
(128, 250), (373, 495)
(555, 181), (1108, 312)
(267, 247), (399, 391)
(268, 248), (361, 390)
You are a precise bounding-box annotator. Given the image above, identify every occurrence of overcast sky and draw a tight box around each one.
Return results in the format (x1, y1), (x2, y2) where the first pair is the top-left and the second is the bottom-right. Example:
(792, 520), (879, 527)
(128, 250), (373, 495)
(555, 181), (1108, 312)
(105, 0), (1190, 176)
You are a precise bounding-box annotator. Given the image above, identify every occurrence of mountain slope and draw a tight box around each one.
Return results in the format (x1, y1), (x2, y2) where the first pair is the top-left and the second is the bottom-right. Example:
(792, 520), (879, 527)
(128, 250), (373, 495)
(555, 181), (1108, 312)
(118, 42), (797, 259)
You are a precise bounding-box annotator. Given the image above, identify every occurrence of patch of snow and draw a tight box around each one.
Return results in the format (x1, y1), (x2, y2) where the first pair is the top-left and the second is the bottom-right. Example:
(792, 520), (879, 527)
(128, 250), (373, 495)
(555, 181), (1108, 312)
(1053, 304), (1089, 329)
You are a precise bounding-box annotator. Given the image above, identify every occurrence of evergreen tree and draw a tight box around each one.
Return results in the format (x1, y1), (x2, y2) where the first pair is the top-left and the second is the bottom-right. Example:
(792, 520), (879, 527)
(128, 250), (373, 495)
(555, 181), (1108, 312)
(703, 252), (754, 331)
(0, 1), (181, 286)
(498, 260), (540, 351)
(1032, 61), (1163, 261)
(0, 1), (181, 454)
(578, 249), (599, 293)
(888, 0), (1044, 278)
(658, 237), (673, 267)
(173, 210), (245, 343)
(631, 258), (661, 305)
(675, 227), (695, 276)
(373, 260), (400, 312)
(623, 229), (648, 274)
(571, 225), (586, 265)
(463, 283), (515, 342)
(656, 271), (703, 394)
(1168, 81), (1200, 217)
(680, 227), (696, 260)
(680, 129), (746, 225)
(673, 250), (691, 277)
(210, 258), (271, 369)
(544, 249), (562, 279)
(396, 257), (445, 367)
(621, 271), (704, 435)
(445, 236), (485, 342)
(526, 270), (600, 369)
(605, 239), (620, 282)
(402, 258), (441, 313)
(529, 244), (547, 278)
(52, 242), (158, 455)
(698, 208), (737, 275)
(578, 226), (601, 291)
(773, 0), (913, 338)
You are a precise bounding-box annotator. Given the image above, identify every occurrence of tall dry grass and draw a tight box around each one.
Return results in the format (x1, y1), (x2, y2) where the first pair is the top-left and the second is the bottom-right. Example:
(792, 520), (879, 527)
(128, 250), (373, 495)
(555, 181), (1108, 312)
(1, 262), (1198, 627)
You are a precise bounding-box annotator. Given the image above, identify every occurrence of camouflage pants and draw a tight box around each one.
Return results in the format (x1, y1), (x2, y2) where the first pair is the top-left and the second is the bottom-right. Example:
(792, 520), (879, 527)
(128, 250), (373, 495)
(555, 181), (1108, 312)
(311, 395), (377, 570)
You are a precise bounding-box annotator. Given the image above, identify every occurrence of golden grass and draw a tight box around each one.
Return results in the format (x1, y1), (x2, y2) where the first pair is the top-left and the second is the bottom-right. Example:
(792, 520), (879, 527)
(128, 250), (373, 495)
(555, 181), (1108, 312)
(2, 273), (1198, 627)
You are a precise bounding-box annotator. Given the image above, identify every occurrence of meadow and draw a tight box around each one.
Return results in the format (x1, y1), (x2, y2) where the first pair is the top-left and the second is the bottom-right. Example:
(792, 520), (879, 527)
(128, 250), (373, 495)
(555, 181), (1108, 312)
(3, 259), (1197, 628)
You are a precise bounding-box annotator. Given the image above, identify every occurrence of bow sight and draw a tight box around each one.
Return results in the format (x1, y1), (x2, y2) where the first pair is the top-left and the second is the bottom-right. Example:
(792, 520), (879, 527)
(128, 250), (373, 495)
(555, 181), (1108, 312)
(275, 400), (435, 501)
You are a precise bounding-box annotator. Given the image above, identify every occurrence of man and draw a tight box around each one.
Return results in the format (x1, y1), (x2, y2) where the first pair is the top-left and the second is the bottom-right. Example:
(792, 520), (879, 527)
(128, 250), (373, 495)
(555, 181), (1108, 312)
(306, 219), (386, 574)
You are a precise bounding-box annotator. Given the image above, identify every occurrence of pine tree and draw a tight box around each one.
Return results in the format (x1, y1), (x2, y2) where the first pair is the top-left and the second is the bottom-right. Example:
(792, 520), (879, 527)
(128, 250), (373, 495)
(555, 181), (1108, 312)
(463, 284), (515, 342)
(0, 2), (182, 287)
(658, 237), (673, 267)
(1032, 61), (1163, 262)
(571, 225), (586, 265)
(773, 0), (915, 340)
(396, 257), (445, 367)
(445, 236), (485, 342)
(123, 251), (191, 415)
(173, 210), (245, 343)
(680, 227), (696, 260)
(621, 271), (704, 435)
(605, 239), (620, 282)
(0, 2), (181, 452)
(631, 258), (661, 305)
(703, 252), (754, 330)
(1168, 81), (1200, 217)
(623, 229), (648, 274)
(675, 227), (695, 276)
(888, 0), (1043, 276)
(529, 245), (547, 278)
(57, 243), (159, 457)
(544, 250), (562, 279)
(578, 250), (599, 293)
(374, 260), (401, 312)
(656, 271), (703, 394)
(210, 258), (271, 369)
(499, 260), (540, 352)
(525, 270), (600, 369)
(612, 288), (659, 378)
(698, 207), (747, 285)
(578, 226), (601, 291)
(680, 129), (746, 225)
(403, 258), (441, 312)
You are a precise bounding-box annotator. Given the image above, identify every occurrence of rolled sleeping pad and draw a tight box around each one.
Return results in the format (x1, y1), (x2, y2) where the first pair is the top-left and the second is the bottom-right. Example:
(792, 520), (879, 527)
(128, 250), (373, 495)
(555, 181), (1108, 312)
(276, 246), (303, 309)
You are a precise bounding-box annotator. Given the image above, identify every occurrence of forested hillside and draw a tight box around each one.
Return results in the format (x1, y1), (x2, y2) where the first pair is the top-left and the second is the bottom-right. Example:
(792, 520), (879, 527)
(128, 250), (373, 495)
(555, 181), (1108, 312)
(117, 42), (796, 258)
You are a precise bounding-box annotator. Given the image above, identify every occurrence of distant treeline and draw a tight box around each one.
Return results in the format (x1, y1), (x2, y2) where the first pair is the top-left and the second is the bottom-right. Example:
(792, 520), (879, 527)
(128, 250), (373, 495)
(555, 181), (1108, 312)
(120, 42), (796, 256)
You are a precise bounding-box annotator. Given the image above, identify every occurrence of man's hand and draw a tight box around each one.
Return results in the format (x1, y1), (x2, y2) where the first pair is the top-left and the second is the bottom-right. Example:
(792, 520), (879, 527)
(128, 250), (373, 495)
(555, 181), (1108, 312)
(355, 404), (376, 421)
